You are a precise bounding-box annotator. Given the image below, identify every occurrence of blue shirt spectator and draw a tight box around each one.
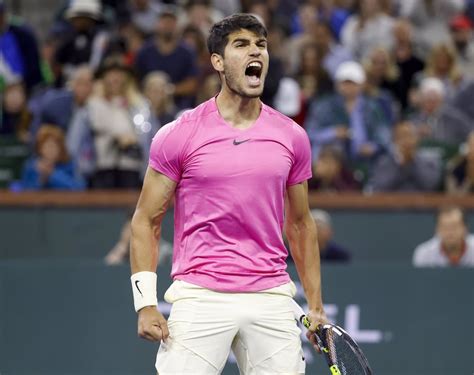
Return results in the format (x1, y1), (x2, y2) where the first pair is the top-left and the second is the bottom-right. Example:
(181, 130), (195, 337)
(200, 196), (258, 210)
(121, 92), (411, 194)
(134, 10), (198, 109)
(305, 61), (391, 161)
(0, 4), (43, 92)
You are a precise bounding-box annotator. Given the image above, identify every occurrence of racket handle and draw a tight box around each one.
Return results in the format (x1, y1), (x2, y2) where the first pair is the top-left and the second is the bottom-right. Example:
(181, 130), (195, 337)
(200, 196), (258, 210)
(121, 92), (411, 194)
(290, 299), (310, 328)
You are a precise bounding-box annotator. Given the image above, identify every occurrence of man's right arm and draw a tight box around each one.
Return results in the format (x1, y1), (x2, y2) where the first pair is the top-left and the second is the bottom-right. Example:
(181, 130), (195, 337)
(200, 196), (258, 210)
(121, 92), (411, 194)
(130, 166), (177, 342)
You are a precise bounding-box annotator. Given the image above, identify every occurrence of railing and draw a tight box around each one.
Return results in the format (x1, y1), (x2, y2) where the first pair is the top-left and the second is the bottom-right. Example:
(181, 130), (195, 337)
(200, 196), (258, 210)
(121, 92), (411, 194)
(2, 190), (474, 209)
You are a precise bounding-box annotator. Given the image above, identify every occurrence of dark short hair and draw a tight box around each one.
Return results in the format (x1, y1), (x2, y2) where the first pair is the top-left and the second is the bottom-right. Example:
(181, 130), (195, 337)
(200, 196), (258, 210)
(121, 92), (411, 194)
(207, 13), (267, 56)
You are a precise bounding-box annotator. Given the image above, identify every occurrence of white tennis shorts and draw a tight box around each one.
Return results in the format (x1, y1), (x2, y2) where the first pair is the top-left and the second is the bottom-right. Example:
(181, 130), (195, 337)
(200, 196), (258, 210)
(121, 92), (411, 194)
(156, 280), (305, 375)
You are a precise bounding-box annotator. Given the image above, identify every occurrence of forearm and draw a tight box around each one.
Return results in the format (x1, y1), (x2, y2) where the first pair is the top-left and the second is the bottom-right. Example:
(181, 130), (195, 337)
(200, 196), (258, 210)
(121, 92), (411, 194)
(286, 217), (323, 311)
(130, 209), (160, 274)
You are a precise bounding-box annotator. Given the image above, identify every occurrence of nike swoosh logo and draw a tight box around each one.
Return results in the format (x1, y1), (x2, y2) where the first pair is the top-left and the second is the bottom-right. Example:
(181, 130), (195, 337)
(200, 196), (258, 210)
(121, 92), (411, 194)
(233, 139), (250, 145)
(135, 280), (143, 297)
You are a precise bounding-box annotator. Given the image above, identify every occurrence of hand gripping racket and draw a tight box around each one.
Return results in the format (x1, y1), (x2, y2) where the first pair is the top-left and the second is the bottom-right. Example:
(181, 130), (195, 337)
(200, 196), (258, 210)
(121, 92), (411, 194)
(291, 299), (373, 375)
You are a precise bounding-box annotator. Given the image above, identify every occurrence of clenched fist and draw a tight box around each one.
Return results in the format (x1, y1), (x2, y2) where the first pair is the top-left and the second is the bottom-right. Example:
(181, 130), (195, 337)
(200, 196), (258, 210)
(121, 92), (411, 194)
(137, 306), (170, 342)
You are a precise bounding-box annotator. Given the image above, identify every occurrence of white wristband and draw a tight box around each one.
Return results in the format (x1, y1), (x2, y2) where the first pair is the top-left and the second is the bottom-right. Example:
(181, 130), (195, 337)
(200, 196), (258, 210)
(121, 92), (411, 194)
(131, 271), (158, 312)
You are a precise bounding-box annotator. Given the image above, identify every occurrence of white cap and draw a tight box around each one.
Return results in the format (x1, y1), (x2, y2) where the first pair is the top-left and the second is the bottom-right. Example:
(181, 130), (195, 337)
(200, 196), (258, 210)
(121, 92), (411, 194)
(274, 77), (301, 117)
(419, 77), (445, 98)
(65, 0), (102, 20)
(335, 61), (366, 84)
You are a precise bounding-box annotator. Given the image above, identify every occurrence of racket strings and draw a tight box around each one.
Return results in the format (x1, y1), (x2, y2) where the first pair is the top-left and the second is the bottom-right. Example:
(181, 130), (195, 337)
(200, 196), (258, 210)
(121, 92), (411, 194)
(323, 329), (370, 375)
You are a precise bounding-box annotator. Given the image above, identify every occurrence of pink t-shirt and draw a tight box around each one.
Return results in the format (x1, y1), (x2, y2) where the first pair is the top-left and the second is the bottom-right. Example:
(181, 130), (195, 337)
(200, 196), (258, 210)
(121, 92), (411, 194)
(149, 97), (312, 292)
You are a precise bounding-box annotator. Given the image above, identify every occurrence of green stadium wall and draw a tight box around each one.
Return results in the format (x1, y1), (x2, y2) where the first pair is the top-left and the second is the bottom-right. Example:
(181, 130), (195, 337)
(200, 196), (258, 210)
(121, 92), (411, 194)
(0, 261), (472, 375)
(4, 207), (474, 263)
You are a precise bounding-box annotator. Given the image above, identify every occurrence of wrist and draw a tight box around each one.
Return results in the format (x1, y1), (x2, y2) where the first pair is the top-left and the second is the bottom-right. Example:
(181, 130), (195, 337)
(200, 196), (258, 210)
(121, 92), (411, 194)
(131, 271), (158, 312)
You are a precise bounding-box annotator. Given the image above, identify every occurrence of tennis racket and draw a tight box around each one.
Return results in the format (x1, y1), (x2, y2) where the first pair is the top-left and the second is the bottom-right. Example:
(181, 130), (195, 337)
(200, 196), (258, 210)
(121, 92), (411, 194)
(291, 299), (373, 375)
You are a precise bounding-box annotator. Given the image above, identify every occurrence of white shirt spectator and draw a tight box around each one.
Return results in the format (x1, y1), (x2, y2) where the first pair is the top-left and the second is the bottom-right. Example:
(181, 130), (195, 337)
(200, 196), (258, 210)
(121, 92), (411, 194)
(413, 234), (474, 267)
(340, 13), (394, 59)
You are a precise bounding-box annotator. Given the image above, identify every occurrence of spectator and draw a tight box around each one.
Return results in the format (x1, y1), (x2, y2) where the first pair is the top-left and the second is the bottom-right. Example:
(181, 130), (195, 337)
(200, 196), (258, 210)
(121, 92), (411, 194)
(37, 65), (94, 133)
(181, 24), (214, 85)
(416, 42), (464, 100)
(296, 42), (333, 102)
(340, 0), (395, 59)
(104, 210), (173, 265)
(449, 14), (474, 78)
(129, 0), (164, 37)
(363, 46), (401, 124)
(305, 61), (390, 165)
(119, 23), (146, 66)
(211, 0), (241, 17)
(445, 132), (474, 194)
(62, 66), (97, 183)
(1, 80), (31, 143)
(312, 20), (353, 80)
(143, 71), (178, 127)
(368, 121), (442, 192)
(0, 0), (43, 92)
(247, 0), (272, 30)
(451, 78), (474, 121)
(287, 2), (319, 74)
(409, 77), (472, 163)
(79, 58), (150, 188)
(183, 0), (223, 38)
(308, 146), (361, 192)
(134, 8), (198, 109)
(391, 18), (425, 110)
(311, 209), (351, 263)
(54, 0), (109, 86)
(413, 206), (474, 267)
(398, 0), (465, 57)
(18, 125), (85, 190)
(314, 0), (350, 41)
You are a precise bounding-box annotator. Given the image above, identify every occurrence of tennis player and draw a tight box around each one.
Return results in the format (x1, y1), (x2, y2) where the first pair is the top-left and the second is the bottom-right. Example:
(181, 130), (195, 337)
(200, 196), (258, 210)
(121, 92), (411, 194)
(130, 13), (327, 374)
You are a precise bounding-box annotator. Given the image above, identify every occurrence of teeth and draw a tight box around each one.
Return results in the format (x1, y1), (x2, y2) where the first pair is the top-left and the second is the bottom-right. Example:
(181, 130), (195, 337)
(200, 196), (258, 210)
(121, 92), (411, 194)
(247, 62), (262, 69)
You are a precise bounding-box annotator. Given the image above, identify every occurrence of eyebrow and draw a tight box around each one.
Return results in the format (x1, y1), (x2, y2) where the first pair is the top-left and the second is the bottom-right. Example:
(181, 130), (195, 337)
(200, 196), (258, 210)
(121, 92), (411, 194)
(231, 37), (267, 44)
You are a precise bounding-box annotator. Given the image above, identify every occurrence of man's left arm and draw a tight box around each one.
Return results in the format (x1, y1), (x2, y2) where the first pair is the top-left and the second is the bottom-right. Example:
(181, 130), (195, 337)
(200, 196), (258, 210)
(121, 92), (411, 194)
(284, 181), (327, 330)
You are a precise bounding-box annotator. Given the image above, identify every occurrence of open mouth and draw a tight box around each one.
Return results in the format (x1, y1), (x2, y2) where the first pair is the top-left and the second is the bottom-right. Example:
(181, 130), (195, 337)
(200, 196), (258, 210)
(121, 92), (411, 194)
(245, 61), (263, 87)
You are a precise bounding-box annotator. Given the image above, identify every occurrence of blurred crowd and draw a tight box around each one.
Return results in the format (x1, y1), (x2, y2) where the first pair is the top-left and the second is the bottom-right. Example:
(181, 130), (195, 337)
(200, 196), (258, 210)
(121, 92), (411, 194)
(3, 0), (474, 193)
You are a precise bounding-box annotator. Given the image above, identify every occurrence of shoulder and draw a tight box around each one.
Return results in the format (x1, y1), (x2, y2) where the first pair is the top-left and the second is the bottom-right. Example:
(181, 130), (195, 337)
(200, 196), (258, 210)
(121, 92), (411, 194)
(413, 237), (439, 258)
(373, 152), (396, 167)
(465, 234), (474, 248)
(175, 99), (217, 125)
(23, 158), (37, 170)
(175, 42), (196, 57)
(153, 99), (216, 139)
(136, 41), (157, 57)
(262, 104), (307, 138)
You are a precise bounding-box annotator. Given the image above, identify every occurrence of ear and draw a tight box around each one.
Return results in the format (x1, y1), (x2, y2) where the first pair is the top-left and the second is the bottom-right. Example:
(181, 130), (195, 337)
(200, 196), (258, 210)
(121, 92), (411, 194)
(211, 53), (224, 73)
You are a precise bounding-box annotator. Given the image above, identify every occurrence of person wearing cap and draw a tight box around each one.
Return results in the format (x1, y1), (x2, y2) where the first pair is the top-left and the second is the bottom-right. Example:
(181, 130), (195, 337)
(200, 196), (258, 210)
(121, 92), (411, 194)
(449, 14), (474, 78)
(54, 0), (109, 85)
(408, 76), (472, 164)
(305, 61), (391, 178)
(134, 9), (199, 109)
(0, 0), (43, 92)
(310, 209), (351, 263)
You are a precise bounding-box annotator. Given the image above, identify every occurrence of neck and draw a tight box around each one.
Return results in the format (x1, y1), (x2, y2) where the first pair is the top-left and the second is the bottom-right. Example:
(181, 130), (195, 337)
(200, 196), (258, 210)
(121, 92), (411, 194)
(215, 87), (261, 129)
(344, 96), (357, 112)
(443, 241), (464, 255)
(156, 37), (176, 54)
